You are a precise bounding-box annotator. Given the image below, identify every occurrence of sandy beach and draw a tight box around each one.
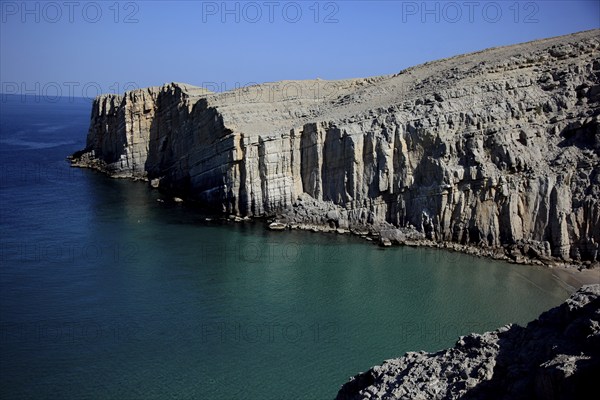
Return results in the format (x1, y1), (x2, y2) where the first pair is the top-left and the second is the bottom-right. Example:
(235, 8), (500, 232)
(552, 266), (600, 291)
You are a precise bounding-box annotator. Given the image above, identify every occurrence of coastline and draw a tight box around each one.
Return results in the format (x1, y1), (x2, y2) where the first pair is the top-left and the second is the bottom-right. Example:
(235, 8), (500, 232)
(279, 221), (600, 290)
(336, 284), (600, 399)
(67, 159), (600, 287)
(68, 29), (600, 285)
(551, 266), (600, 290)
(69, 30), (600, 270)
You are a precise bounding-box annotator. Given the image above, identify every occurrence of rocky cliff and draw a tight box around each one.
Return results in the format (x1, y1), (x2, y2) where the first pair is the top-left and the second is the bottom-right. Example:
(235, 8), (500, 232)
(336, 284), (600, 400)
(71, 29), (600, 263)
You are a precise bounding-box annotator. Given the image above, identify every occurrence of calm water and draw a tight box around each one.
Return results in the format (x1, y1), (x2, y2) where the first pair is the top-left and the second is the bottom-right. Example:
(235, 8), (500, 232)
(0, 95), (571, 399)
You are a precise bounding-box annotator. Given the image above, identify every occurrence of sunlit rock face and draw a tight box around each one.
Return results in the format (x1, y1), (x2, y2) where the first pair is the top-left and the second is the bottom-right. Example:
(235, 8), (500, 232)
(72, 30), (600, 262)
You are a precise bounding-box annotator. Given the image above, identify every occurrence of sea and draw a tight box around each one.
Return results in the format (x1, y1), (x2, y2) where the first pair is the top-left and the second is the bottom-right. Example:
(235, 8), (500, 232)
(0, 94), (571, 399)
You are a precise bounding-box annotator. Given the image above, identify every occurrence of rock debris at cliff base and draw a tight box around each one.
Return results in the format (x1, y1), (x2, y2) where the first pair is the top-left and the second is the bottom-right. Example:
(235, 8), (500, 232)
(71, 29), (600, 265)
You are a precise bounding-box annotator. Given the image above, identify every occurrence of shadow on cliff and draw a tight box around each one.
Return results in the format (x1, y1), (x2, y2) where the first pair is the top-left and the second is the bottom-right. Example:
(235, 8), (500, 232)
(335, 293), (600, 400)
(557, 119), (600, 156)
(462, 296), (600, 400)
(143, 89), (193, 200)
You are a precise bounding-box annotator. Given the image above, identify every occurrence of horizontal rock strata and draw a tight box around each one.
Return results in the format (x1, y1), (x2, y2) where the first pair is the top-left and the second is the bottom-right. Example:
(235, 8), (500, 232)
(71, 30), (600, 263)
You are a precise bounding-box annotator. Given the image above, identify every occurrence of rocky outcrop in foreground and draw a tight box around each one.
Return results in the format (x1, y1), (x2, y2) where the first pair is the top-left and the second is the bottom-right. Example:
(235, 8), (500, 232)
(336, 284), (600, 400)
(71, 30), (600, 264)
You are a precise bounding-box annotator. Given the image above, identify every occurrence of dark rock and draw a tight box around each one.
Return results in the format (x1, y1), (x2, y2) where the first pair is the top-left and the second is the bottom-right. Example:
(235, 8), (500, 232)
(336, 285), (600, 400)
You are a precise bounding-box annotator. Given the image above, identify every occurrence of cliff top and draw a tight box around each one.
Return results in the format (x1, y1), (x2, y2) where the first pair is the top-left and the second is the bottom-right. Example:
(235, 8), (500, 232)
(74, 28), (600, 265)
(128, 29), (598, 136)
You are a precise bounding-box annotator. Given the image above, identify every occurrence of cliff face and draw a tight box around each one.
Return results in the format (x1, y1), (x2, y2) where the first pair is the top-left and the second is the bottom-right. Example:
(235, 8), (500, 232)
(335, 284), (600, 400)
(71, 30), (600, 262)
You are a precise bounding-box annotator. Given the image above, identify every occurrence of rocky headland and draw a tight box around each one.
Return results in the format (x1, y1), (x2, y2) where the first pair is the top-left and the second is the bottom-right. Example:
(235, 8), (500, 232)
(70, 29), (600, 266)
(336, 284), (600, 400)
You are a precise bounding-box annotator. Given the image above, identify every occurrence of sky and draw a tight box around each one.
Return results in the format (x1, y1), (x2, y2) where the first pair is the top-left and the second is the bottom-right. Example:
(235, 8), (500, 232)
(1, 0), (599, 98)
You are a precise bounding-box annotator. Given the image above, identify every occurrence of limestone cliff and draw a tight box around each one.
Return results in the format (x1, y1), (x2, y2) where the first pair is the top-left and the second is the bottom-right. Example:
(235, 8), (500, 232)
(335, 284), (600, 400)
(71, 30), (600, 263)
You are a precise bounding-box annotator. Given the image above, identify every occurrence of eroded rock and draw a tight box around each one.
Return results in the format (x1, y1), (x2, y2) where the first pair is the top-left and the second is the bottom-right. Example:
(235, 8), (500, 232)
(336, 284), (600, 400)
(71, 30), (600, 264)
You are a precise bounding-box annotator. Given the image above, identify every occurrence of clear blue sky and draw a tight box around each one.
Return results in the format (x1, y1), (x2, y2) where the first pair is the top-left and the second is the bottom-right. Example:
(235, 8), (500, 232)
(1, 0), (598, 97)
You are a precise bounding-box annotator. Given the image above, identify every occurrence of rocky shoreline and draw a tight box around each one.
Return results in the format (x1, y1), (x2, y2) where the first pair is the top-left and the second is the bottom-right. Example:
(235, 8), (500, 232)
(67, 162), (600, 271)
(96, 186), (600, 271)
(67, 29), (600, 400)
(71, 29), (600, 267)
(336, 284), (600, 400)
(135, 189), (600, 271)
(273, 192), (600, 270)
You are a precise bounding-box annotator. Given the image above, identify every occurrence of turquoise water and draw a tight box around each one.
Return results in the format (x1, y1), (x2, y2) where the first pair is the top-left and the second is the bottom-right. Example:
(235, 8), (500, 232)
(0, 96), (570, 399)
